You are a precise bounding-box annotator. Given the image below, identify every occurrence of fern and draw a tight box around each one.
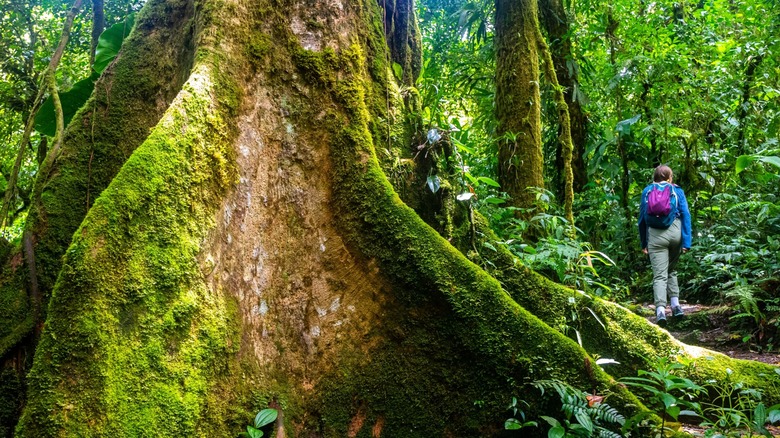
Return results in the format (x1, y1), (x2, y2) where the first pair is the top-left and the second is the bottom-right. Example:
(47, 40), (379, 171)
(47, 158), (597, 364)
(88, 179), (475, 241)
(596, 428), (624, 438)
(727, 200), (779, 213)
(532, 379), (626, 436)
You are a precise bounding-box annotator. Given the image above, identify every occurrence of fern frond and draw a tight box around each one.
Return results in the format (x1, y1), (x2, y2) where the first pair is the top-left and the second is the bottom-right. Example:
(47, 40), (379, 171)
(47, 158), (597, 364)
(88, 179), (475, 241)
(596, 427), (625, 438)
(727, 200), (780, 214)
(592, 403), (626, 426)
(532, 379), (575, 400)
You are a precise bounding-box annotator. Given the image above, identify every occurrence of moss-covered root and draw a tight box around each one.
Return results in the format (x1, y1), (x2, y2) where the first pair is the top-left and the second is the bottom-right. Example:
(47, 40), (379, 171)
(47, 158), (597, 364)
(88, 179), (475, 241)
(15, 58), (238, 437)
(22, 0), (197, 321)
(462, 216), (780, 404)
(320, 49), (647, 428)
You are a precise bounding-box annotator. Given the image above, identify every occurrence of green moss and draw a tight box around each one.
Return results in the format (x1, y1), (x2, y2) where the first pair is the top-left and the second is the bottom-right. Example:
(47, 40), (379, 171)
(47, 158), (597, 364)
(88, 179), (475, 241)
(0, 368), (23, 437)
(253, 9), (649, 436)
(248, 33), (272, 60)
(22, 0), (199, 327)
(16, 54), (240, 436)
(462, 213), (780, 405)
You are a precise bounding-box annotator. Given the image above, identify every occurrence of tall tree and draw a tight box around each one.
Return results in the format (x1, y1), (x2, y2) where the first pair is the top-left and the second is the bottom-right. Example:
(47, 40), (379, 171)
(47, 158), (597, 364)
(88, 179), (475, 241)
(495, 0), (544, 213)
(538, 0), (588, 194)
(1, 0), (778, 436)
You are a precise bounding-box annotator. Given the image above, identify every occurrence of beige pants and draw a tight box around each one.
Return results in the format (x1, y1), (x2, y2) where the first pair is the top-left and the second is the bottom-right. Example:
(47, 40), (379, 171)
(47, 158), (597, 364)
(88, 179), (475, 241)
(648, 218), (682, 308)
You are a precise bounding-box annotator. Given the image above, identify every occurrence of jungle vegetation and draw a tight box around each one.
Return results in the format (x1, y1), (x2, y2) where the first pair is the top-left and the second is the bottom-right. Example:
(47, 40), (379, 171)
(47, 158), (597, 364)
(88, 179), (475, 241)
(0, 0), (778, 436)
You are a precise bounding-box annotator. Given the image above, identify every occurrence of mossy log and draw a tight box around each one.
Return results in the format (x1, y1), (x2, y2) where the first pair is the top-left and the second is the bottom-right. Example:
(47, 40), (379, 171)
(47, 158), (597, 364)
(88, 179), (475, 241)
(3, 0), (778, 436)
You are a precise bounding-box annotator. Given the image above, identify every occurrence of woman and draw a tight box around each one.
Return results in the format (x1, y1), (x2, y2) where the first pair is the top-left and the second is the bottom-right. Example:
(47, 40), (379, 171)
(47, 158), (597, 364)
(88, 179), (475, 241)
(638, 165), (692, 326)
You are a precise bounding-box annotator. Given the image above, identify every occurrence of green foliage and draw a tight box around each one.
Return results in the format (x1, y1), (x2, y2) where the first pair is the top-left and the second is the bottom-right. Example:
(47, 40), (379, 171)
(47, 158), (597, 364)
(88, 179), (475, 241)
(240, 408), (278, 438)
(532, 380), (625, 438)
(34, 15), (136, 137)
(698, 370), (780, 437)
(504, 397), (538, 431)
(621, 357), (704, 434)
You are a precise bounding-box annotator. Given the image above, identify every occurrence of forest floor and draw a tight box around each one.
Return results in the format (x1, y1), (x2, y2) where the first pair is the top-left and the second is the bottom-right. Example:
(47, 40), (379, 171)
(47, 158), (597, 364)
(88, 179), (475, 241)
(641, 303), (780, 437)
(644, 303), (780, 365)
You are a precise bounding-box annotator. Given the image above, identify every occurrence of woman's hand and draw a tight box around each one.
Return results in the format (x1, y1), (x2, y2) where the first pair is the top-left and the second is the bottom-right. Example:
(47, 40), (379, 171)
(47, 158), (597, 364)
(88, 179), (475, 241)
(642, 248), (648, 255)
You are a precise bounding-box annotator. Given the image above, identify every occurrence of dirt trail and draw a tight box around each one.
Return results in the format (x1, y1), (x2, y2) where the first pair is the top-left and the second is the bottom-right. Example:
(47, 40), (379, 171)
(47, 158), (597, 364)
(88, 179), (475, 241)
(646, 303), (780, 365)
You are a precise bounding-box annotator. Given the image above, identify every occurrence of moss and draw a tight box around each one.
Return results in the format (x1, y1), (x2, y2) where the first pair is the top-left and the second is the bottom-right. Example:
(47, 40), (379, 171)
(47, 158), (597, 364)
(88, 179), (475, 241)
(462, 213), (780, 405)
(268, 13), (649, 436)
(22, 0), (198, 326)
(0, 369), (23, 437)
(16, 48), (240, 435)
(247, 33), (272, 60)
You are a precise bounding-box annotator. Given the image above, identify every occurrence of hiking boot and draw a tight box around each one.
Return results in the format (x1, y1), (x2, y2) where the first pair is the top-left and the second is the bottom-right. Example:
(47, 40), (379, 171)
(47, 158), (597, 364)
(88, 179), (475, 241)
(672, 306), (684, 318)
(656, 306), (667, 326)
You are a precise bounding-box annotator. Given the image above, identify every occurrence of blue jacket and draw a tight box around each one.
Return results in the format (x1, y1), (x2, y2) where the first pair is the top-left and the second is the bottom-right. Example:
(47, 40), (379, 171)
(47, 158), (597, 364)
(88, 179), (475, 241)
(638, 183), (692, 250)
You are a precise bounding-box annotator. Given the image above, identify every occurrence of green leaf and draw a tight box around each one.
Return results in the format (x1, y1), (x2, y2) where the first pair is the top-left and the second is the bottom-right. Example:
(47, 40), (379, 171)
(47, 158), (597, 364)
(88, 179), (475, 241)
(575, 409), (593, 432)
(34, 72), (99, 137)
(548, 425), (565, 438)
(754, 403), (767, 426)
(616, 115), (641, 136)
(505, 418), (522, 430)
(736, 155), (754, 174)
(757, 156), (780, 170)
(254, 408), (278, 428)
(660, 392), (677, 409)
(484, 197), (505, 204)
(94, 15), (136, 74)
(477, 176), (500, 187)
(666, 405), (681, 421)
(392, 62), (403, 81)
(246, 425), (263, 438)
(426, 175), (441, 193)
(767, 409), (780, 423)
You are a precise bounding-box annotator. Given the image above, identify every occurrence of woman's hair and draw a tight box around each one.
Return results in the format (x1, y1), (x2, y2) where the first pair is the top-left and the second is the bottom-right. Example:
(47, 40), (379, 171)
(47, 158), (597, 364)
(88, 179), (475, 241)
(653, 165), (673, 182)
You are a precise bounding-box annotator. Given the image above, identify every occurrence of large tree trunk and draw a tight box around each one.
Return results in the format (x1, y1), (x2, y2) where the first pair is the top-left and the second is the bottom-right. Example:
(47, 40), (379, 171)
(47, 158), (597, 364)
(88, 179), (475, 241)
(3, 0), (779, 436)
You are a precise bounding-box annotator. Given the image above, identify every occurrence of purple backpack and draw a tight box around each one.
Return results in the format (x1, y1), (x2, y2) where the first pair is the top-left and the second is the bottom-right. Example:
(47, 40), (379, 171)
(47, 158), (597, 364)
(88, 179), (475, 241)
(645, 183), (678, 228)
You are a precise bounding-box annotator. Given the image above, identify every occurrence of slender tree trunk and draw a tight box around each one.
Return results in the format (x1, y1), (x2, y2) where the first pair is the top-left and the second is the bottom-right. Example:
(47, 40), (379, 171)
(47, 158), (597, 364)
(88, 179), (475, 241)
(606, 6), (632, 227)
(495, 0), (544, 214)
(90, 0), (106, 65)
(538, 0), (588, 194)
(535, 24), (575, 231)
(736, 54), (763, 155)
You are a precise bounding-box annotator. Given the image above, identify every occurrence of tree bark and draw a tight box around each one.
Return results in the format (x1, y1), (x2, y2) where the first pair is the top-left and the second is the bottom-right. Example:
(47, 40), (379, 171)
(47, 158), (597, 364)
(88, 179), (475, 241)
(495, 0), (544, 214)
(3, 0), (780, 436)
(538, 0), (588, 194)
(90, 0), (106, 65)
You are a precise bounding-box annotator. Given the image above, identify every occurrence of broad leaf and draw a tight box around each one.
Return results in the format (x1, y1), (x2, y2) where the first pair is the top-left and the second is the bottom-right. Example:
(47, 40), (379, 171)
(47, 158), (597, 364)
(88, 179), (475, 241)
(246, 425), (263, 438)
(94, 15), (136, 74)
(504, 418), (521, 430)
(477, 176), (500, 187)
(548, 425), (565, 438)
(391, 62), (403, 81)
(758, 155), (780, 170)
(254, 408), (278, 428)
(736, 155), (754, 174)
(615, 114), (641, 136)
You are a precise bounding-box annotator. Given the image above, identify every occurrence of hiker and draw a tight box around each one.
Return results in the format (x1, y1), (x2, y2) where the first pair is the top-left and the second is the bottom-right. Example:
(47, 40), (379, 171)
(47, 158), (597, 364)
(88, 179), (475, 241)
(638, 165), (692, 326)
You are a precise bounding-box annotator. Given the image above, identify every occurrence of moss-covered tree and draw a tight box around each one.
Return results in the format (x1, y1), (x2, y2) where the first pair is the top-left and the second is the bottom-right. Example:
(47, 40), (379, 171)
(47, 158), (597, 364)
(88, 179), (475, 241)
(538, 0), (588, 195)
(1, 0), (779, 436)
(495, 0), (545, 214)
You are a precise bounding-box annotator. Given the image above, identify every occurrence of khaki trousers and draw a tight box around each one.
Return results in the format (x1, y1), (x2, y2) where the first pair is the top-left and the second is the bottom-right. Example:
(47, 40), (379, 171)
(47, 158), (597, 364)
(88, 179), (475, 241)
(648, 218), (682, 308)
